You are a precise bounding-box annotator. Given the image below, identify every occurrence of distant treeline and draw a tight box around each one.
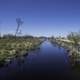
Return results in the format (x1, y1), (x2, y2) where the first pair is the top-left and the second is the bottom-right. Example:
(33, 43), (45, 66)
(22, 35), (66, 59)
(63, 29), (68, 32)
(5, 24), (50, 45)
(0, 34), (35, 39)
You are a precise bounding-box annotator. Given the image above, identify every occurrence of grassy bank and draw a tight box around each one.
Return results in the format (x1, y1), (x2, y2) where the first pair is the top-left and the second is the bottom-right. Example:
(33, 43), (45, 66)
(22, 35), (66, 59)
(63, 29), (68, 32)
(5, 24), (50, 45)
(0, 36), (43, 66)
(49, 36), (80, 72)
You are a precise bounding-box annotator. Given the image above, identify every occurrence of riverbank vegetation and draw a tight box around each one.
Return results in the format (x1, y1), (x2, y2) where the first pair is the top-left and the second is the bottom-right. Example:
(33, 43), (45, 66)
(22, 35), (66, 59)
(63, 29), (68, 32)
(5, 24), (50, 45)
(0, 34), (43, 66)
(50, 31), (80, 71)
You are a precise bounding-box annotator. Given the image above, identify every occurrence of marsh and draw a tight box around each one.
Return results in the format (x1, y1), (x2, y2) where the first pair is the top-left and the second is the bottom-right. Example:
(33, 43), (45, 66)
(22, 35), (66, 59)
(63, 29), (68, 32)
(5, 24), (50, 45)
(0, 40), (73, 79)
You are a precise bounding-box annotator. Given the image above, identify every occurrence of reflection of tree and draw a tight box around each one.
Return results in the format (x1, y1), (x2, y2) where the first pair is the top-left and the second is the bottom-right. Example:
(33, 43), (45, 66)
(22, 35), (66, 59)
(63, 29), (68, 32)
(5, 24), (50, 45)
(17, 57), (24, 66)
(16, 53), (29, 71)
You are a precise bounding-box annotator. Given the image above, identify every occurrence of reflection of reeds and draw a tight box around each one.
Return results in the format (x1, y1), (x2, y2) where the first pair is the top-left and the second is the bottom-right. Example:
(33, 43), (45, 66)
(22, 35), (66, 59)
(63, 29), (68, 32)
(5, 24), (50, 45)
(50, 38), (80, 68)
(0, 38), (42, 67)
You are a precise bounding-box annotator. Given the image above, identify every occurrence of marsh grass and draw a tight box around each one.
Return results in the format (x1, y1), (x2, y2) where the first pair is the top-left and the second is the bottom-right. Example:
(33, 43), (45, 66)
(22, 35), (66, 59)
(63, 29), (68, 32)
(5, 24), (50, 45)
(0, 37), (42, 66)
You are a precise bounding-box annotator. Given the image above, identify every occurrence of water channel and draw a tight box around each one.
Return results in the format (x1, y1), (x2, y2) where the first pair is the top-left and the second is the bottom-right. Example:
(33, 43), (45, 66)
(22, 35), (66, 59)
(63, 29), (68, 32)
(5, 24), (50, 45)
(0, 41), (75, 79)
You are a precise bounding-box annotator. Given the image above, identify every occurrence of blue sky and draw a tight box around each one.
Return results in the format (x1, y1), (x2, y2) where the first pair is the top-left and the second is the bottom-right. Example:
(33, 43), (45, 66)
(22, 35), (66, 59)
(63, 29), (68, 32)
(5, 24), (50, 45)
(0, 0), (80, 37)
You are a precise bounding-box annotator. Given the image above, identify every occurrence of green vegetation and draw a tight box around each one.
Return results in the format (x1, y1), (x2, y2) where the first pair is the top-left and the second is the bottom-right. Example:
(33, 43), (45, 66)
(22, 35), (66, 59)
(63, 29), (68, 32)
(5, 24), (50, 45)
(50, 31), (80, 70)
(0, 34), (43, 66)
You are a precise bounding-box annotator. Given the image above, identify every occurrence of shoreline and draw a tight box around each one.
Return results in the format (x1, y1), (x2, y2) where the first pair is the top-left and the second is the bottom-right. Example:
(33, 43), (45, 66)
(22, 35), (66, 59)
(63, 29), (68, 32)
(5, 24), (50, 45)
(50, 38), (80, 67)
(0, 38), (43, 67)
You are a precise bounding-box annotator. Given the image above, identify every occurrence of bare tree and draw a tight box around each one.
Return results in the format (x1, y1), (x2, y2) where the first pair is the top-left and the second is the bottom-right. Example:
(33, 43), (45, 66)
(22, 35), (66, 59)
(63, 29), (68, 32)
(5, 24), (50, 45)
(0, 22), (1, 38)
(15, 18), (23, 36)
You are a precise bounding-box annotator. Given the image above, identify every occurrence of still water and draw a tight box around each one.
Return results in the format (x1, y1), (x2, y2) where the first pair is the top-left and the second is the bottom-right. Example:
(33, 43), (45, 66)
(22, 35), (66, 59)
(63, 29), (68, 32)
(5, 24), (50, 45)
(0, 41), (72, 79)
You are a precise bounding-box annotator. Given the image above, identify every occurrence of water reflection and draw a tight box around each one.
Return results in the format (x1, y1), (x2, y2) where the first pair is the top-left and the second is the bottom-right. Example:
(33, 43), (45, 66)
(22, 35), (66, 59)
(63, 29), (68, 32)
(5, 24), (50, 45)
(0, 41), (71, 79)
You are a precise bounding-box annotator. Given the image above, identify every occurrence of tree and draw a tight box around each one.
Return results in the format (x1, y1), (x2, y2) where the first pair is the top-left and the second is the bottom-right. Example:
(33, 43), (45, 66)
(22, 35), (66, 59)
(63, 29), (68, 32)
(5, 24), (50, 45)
(3, 34), (15, 39)
(0, 32), (1, 39)
(67, 32), (80, 48)
(15, 18), (23, 36)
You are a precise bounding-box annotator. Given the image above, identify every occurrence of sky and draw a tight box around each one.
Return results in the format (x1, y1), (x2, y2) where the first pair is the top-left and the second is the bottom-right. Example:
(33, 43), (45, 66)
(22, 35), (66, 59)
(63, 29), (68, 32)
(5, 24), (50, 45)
(0, 0), (80, 37)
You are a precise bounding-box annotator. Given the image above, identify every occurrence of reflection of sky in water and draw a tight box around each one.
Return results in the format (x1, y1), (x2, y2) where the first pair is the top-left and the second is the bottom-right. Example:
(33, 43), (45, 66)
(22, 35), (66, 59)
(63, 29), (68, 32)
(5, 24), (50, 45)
(0, 41), (71, 79)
